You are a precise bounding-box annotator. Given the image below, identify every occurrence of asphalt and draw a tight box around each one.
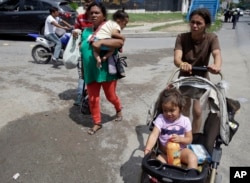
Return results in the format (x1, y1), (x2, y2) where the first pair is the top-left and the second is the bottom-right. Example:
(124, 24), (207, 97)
(1, 16), (250, 183)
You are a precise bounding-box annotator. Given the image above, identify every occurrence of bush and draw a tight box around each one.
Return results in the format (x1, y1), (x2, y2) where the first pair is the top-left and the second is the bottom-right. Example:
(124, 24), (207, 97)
(70, 2), (78, 10)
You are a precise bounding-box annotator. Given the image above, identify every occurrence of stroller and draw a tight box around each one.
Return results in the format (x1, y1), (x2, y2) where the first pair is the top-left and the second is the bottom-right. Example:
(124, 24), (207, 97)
(140, 67), (240, 183)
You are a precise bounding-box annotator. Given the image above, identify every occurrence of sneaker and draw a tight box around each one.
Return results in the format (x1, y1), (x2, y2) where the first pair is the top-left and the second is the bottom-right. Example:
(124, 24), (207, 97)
(51, 57), (58, 63)
(120, 72), (126, 77)
(74, 94), (82, 106)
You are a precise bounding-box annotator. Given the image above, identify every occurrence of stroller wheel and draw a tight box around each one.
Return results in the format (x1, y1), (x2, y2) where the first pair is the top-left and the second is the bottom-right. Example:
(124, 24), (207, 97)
(206, 171), (222, 183)
(139, 170), (151, 183)
(215, 173), (222, 183)
(139, 170), (162, 183)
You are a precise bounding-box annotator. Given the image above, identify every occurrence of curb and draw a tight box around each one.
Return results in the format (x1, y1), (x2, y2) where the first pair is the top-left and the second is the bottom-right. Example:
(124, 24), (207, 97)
(123, 32), (179, 38)
(122, 20), (185, 38)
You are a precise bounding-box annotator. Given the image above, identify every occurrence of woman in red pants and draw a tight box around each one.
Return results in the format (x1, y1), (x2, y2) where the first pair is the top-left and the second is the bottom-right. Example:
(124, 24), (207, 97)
(81, 2), (128, 135)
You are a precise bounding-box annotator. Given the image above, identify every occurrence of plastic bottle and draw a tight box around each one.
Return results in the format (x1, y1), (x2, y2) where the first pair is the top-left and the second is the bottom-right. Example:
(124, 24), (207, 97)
(166, 141), (181, 166)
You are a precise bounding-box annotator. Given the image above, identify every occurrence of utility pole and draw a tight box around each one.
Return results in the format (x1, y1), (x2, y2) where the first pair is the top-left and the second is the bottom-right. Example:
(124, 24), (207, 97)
(227, 0), (232, 9)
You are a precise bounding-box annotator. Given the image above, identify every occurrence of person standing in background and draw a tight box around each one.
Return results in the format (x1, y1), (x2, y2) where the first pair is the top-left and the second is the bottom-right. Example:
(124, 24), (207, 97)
(73, 0), (94, 106)
(232, 9), (239, 29)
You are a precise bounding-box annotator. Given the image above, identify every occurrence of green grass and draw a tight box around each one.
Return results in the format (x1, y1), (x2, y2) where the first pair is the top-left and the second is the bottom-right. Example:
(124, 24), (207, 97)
(127, 12), (184, 23)
(208, 18), (223, 32)
(108, 12), (184, 23)
(151, 18), (222, 32)
(150, 22), (186, 31)
(108, 12), (223, 32)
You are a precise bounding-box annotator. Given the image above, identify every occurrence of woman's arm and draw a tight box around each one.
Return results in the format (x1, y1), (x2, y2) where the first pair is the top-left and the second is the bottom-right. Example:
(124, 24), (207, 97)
(91, 38), (124, 50)
(174, 49), (184, 68)
(111, 29), (125, 41)
(208, 49), (222, 74)
(174, 49), (192, 73)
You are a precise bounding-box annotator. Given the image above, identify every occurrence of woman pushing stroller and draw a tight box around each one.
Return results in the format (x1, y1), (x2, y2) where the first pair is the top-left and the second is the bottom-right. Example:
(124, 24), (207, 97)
(174, 8), (222, 133)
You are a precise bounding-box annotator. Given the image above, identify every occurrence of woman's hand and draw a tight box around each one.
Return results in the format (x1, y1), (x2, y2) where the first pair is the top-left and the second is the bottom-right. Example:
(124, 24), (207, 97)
(72, 29), (81, 38)
(72, 31), (79, 38)
(180, 62), (192, 74)
(207, 64), (221, 74)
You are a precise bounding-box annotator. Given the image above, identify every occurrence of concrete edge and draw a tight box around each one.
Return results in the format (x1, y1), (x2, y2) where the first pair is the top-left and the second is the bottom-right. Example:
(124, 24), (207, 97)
(123, 32), (179, 38)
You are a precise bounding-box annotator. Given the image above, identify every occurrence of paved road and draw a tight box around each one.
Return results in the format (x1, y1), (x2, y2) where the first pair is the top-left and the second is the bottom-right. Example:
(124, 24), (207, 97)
(0, 16), (250, 183)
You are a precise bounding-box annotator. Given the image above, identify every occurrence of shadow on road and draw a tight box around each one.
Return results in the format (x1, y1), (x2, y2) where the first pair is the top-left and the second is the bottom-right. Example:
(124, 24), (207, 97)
(120, 124), (150, 182)
(58, 88), (115, 128)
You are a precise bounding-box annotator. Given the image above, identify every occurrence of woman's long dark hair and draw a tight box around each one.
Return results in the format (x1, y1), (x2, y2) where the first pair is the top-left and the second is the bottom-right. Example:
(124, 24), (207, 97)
(189, 8), (212, 27)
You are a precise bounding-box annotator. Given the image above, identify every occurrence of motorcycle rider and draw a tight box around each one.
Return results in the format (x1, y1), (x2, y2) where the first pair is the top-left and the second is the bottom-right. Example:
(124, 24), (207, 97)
(44, 7), (72, 64)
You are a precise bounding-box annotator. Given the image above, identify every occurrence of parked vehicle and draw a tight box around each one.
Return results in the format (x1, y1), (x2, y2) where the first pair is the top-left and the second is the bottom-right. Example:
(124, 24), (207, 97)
(28, 29), (71, 64)
(0, 0), (77, 35)
(244, 9), (250, 15)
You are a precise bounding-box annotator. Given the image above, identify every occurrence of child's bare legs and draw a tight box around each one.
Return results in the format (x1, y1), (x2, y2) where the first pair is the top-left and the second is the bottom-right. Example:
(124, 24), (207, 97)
(180, 148), (198, 169)
(102, 49), (115, 61)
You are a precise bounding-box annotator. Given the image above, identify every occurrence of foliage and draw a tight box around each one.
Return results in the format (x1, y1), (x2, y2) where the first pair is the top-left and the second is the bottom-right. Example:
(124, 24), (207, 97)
(70, 2), (78, 10)
(108, 12), (184, 23)
(207, 17), (222, 32)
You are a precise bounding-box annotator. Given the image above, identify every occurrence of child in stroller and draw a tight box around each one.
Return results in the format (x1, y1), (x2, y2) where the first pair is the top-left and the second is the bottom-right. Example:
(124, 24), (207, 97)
(144, 88), (198, 169)
(140, 68), (240, 183)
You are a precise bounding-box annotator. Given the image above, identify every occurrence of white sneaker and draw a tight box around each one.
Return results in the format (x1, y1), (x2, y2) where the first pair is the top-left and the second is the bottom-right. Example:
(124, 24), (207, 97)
(51, 57), (58, 62)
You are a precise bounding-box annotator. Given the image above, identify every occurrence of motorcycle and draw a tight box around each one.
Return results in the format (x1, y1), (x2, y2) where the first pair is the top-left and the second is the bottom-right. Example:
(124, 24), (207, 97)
(28, 31), (71, 64)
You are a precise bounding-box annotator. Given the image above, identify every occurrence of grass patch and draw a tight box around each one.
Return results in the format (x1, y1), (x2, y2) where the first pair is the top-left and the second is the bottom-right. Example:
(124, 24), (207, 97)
(149, 15), (223, 32)
(128, 12), (184, 23)
(108, 12), (223, 32)
(151, 22), (186, 31)
(208, 18), (223, 32)
(108, 12), (184, 23)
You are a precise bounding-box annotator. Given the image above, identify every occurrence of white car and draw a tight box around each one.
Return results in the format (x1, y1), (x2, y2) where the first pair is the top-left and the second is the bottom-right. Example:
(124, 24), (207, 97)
(240, 10), (244, 16)
(244, 10), (250, 15)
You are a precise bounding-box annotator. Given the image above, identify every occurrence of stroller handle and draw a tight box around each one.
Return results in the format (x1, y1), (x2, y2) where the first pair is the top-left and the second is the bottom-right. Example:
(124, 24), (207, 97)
(168, 66), (223, 84)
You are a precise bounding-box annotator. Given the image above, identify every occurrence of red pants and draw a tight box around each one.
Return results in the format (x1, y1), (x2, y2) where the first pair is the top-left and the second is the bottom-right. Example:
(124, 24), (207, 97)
(87, 80), (122, 124)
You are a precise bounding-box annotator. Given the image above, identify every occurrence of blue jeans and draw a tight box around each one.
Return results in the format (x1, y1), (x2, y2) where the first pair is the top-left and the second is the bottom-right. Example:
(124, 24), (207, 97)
(45, 33), (62, 59)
